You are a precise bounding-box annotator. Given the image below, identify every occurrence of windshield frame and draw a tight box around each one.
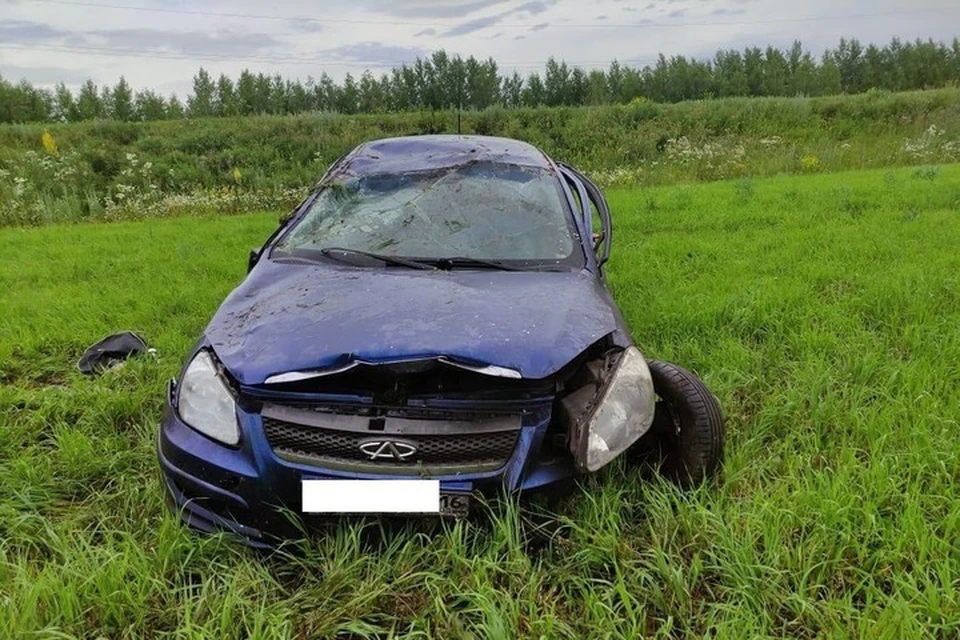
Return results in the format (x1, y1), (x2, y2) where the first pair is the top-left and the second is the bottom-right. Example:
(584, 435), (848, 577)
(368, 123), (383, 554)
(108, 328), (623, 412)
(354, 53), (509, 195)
(269, 162), (587, 271)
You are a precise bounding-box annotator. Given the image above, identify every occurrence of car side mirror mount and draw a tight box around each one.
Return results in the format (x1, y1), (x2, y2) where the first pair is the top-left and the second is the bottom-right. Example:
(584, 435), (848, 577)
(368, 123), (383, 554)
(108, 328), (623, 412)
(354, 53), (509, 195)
(248, 248), (261, 273)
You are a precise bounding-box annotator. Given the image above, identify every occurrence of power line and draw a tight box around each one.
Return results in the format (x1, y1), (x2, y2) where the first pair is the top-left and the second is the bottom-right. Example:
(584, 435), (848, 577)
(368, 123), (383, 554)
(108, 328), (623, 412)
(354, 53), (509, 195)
(0, 43), (656, 69)
(18, 0), (959, 30)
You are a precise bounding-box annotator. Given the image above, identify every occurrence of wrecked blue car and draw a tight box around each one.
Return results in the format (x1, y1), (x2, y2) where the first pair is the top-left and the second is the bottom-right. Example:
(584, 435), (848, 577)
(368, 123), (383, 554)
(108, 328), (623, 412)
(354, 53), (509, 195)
(158, 135), (724, 546)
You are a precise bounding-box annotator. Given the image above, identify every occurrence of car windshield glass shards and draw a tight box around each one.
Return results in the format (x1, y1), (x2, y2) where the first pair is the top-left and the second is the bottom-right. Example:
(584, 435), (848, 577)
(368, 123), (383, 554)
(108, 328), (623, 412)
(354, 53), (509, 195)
(273, 162), (583, 266)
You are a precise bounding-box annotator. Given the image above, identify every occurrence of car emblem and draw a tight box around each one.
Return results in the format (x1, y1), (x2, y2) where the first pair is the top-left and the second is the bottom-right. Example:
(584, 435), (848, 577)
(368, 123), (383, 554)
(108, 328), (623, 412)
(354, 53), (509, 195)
(358, 439), (417, 462)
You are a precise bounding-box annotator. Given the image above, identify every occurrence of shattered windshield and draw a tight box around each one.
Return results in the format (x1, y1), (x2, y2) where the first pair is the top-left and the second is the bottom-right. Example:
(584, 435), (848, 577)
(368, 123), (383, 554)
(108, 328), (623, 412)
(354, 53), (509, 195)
(273, 162), (582, 266)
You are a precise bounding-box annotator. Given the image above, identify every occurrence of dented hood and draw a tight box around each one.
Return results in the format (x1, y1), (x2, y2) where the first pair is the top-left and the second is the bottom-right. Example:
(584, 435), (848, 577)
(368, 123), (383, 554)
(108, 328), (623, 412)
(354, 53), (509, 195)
(205, 261), (624, 385)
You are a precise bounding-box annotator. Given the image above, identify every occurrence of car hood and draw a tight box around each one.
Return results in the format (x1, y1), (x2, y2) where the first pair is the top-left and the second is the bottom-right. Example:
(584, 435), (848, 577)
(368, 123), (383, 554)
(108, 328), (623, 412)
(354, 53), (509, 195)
(206, 260), (626, 385)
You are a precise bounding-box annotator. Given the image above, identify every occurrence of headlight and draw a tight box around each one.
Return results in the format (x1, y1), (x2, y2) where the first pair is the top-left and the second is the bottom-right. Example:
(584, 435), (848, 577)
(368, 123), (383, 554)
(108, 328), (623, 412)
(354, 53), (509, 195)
(177, 350), (240, 446)
(566, 346), (656, 472)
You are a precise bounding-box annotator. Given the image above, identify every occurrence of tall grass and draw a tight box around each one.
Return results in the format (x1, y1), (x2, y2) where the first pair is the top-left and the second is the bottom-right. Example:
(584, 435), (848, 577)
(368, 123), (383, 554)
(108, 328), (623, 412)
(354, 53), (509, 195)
(1, 88), (960, 226)
(1, 164), (958, 637)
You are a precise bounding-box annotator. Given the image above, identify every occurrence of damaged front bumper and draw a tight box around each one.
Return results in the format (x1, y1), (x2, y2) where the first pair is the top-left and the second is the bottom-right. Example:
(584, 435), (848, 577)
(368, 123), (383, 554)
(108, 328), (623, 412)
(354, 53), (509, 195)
(158, 380), (576, 546)
(159, 344), (657, 545)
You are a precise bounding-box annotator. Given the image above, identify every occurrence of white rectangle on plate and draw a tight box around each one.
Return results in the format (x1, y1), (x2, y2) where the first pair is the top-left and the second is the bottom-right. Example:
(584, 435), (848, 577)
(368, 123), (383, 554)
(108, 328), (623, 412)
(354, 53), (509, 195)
(302, 479), (440, 514)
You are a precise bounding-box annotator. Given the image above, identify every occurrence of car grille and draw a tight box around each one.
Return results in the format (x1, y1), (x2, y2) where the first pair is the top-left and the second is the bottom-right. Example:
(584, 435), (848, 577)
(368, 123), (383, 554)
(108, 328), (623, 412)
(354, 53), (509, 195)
(262, 415), (521, 475)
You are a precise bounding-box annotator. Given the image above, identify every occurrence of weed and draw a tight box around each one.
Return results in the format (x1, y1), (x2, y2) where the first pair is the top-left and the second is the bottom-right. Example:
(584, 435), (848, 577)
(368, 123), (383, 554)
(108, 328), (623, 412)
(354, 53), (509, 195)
(734, 178), (755, 202)
(4, 88), (960, 225)
(912, 165), (941, 181)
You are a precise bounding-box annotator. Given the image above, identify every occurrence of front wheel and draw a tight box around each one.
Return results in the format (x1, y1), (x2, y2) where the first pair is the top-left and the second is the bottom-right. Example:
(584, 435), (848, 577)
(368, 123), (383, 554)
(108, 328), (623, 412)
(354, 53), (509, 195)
(635, 360), (725, 486)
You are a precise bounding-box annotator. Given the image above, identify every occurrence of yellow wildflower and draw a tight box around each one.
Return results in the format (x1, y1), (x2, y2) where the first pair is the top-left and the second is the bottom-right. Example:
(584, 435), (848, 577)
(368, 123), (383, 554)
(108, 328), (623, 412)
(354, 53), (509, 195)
(41, 130), (58, 156)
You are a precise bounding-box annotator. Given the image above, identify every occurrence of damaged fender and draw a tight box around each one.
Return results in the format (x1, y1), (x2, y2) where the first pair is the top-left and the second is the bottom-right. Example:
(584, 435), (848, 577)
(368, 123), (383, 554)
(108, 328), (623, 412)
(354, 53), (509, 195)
(561, 346), (656, 472)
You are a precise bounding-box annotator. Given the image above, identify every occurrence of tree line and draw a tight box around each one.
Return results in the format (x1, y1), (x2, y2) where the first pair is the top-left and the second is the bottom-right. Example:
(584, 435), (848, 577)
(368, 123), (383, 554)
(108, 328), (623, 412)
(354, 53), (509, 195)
(2, 37), (959, 124)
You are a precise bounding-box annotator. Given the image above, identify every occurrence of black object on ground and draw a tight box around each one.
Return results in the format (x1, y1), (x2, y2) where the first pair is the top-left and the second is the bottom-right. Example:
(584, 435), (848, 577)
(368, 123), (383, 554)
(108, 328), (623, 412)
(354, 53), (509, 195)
(77, 331), (148, 375)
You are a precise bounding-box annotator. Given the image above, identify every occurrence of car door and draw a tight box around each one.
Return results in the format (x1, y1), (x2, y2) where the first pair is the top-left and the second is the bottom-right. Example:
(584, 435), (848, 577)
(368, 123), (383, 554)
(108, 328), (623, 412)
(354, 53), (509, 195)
(558, 164), (612, 271)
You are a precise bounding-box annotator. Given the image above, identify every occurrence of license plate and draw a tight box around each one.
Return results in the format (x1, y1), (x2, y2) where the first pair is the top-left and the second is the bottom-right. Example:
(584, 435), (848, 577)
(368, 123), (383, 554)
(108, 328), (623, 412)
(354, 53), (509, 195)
(302, 479), (439, 513)
(302, 480), (470, 517)
(439, 492), (471, 517)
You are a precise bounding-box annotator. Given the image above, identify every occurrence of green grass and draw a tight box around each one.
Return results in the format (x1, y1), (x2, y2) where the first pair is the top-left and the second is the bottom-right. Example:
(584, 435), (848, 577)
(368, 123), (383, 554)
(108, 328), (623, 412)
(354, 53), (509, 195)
(1, 164), (959, 638)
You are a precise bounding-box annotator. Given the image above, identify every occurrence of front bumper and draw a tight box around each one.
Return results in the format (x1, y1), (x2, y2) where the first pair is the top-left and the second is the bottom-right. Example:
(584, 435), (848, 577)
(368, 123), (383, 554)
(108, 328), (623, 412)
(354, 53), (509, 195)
(158, 382), (577, 546)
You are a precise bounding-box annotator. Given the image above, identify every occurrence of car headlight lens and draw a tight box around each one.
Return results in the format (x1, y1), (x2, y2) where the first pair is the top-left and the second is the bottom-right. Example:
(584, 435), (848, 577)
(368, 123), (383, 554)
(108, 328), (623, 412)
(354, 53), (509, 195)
(177, 350), (240, 446)
(583, 347), (655, 471)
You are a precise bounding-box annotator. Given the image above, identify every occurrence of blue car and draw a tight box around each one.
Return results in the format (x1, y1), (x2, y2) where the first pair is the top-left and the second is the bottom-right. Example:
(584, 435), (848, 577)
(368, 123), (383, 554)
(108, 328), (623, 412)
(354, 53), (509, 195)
(158, 135), (724, 546)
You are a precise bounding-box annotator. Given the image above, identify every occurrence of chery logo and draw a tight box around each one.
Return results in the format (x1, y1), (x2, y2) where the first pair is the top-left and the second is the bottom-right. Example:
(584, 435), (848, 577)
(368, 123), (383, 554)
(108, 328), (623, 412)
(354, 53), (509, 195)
(358, 439), (418, 461)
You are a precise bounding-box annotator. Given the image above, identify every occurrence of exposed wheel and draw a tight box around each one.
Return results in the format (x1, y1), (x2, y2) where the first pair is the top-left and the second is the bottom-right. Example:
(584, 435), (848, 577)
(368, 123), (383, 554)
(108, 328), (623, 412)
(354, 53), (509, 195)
(638, 360), (725, 486)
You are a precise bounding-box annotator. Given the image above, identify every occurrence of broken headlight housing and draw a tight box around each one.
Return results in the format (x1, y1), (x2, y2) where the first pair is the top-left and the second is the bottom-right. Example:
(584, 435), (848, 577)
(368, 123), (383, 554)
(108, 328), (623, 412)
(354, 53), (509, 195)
(562, 346), (656, 472)
(177, 350), (240, 446)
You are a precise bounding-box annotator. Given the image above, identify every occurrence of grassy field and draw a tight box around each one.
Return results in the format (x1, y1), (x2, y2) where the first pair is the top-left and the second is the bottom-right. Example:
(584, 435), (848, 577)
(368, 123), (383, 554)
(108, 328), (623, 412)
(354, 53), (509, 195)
(1, 164), (959, 638)
(2, 87), (960, 225)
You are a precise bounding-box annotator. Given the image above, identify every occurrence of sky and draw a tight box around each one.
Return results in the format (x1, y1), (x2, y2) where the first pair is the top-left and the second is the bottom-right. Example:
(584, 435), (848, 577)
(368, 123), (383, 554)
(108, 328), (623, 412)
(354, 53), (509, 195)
(2, 0), (959, 97)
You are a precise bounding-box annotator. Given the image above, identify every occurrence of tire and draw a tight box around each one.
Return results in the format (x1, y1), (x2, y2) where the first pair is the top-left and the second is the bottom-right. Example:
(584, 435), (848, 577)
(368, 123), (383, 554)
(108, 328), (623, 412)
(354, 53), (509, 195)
(639, 360), (725, 486)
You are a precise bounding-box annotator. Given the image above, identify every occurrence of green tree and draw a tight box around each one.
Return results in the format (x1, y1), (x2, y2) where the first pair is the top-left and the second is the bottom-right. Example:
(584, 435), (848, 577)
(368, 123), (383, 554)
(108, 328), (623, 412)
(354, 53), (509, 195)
(762, 47), (789, 96)
(339, 73), (359, 113)
(287, 79), (312, 114)
(607, 60), (624, 102)
(167, 94), (185, 118)
(466, 56), (499, 109)
(236, 70), (256, 115)
(500, 72), (523, 108)
(76, 80), (103, 120)
(112, 76), (134, 121)
(268, 74), (287, 114)
(544, 57), (571, 106)
(522, 73), (545, 106)
(134, 89), (167, 120)
(586, 69), (608, 104)
(358, 71), (385, 113)
(215, 74), (236, 116)
(52, 82), (79, 122)
(818, 54), (843, 95)
(188, 67), (216, 117)
(714, 49), (748, 96)
(314, 73), (338, 112)
(99, 85), (114, 118)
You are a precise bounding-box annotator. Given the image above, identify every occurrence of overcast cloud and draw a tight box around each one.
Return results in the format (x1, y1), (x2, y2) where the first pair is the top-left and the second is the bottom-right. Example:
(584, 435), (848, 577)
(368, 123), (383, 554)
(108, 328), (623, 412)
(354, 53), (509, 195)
(1, 0), (959, 96)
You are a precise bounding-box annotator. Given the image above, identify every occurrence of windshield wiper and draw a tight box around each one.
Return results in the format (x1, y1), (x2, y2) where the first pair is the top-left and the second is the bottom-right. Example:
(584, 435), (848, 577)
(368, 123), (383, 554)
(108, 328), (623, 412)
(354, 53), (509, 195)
(319, 247), (436, 270)
(429, 257), (572, 272)
(428, 256), (523, 271)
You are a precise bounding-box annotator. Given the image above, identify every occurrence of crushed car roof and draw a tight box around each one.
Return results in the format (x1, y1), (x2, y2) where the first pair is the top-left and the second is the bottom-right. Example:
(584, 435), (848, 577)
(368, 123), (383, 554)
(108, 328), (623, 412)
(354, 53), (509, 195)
(327, 135), (555, 180)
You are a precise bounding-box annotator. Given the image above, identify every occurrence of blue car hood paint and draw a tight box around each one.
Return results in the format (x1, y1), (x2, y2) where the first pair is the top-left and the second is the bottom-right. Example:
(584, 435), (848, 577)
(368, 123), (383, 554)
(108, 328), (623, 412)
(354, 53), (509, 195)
(206, 261), (623, 385)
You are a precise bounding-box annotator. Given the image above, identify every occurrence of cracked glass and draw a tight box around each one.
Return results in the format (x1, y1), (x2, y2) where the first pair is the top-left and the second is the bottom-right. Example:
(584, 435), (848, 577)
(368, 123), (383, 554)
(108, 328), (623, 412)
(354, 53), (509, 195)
(275, 163), (581, 263)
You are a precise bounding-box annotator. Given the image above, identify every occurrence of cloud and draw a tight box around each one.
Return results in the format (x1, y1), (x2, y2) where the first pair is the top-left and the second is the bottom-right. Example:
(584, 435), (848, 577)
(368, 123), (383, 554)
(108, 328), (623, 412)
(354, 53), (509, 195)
(667, 9), (686, 18)
(0, 19), (73, 44)
(0, 20), (283, 57)
(325, 42), (429, 65)
(514, 1), (552, 15)
(287, 19), (324, 33)
(441, 0), (556, 37)
(712, 7), (747, 15)
(414, 28), (437, 37)
(84, 28), (282, 56)
(443, 15), (503, 37)
(530, 22), (549, 31)
(357, 0), (512, 18)
(0, 64), (91, 85)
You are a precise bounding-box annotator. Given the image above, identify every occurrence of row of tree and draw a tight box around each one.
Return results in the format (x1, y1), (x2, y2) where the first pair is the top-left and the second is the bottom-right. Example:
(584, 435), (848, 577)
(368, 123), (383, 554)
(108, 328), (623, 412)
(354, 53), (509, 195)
(2, 37), (959, 124)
